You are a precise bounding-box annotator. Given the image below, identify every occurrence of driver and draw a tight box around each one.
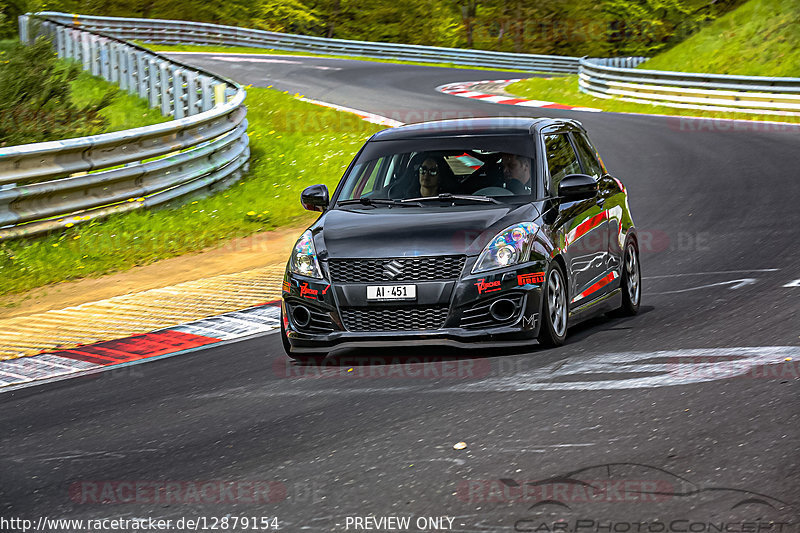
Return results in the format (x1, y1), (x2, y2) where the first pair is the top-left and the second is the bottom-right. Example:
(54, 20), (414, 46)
(418, 157), (440, 197)
(501, 153), (532, 194)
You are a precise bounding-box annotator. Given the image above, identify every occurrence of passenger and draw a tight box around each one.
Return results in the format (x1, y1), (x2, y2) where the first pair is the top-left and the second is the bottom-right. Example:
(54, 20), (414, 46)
(501, 153), (532, 194)
(418, 158), (440, 197)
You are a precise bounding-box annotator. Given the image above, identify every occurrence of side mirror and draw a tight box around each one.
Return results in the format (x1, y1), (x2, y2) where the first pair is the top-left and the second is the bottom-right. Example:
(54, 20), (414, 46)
(558, 174), (598, 201)
(301, 184), (329, 212)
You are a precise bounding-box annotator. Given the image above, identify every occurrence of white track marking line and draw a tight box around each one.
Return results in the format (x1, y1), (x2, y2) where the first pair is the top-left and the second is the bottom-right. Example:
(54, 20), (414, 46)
(210, 56), (302, 64)
(650, 278), (757, 295)
(644, 268), (779, 279)
(297, 97), (404, 126)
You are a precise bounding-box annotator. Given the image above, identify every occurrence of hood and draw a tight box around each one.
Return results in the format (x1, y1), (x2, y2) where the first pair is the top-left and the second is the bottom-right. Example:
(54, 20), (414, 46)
(315, 203), (541, 258)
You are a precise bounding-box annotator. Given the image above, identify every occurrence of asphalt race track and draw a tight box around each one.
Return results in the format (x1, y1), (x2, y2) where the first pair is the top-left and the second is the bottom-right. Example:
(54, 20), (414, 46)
(1, 55), (799, 531)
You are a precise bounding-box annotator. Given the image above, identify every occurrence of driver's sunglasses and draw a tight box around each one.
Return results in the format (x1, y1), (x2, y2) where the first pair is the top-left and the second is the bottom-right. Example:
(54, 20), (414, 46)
(419, 166), (438, 175)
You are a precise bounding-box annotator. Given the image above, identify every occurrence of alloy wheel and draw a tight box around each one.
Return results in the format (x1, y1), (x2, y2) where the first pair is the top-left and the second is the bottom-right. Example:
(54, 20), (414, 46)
(548, 268), (567, 337)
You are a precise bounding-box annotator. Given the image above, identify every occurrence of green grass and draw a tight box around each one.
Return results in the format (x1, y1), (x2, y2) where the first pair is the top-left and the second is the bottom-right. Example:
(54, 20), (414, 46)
(0, 88), (383, 297)
(640, 0), (800, 77)
(69, 70), (168, 132)
(506, 74), (799, 123)
(139, 42), (538, 73)
(507, 0), (800, 122)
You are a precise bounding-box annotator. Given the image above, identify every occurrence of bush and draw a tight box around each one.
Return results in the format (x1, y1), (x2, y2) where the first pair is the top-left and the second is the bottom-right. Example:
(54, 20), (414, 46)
(0, 37), (113, 146)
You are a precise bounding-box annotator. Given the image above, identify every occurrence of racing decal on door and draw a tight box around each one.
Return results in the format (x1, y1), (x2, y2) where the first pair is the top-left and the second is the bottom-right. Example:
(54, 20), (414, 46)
(571, 271), (619, 304)
(564, 210), (609, 251)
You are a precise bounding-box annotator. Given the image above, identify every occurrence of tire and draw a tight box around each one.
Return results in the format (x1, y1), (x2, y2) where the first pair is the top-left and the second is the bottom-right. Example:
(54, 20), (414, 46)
(538, 261), (568, 347)
(618, 240), (641, 315)
(280, 307), (294, 357)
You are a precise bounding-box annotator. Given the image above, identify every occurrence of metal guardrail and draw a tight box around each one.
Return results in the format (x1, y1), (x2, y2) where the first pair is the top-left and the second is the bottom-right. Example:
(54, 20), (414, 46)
(0, 15), (249, 241)
(36, 12), (581, 74)
(579, 57), (800, 116)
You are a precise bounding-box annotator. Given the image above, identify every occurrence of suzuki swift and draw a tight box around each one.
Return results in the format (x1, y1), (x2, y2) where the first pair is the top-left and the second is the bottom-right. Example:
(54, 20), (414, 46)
(280, 117), (640, 359)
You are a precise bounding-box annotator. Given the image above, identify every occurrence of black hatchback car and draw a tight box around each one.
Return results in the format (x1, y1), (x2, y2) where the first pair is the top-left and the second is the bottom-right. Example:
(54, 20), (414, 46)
(280, 117), (640, 358)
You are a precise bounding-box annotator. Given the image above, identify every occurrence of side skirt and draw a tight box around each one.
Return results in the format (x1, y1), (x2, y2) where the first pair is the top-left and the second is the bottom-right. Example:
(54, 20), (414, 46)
(569, 288), (622, 326)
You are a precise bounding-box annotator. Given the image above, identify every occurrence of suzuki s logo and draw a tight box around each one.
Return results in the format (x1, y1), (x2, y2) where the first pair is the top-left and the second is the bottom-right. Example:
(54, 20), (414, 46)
(383, 259), (403, 279)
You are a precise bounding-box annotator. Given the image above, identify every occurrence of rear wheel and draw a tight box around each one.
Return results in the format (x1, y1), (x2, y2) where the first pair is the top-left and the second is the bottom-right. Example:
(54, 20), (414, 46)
(617, 241), (641, 315)
(538, 262), (568, 347)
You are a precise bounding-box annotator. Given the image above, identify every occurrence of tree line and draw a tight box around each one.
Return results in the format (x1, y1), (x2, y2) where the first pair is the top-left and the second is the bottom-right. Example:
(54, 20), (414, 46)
(1, 0), (744, 56)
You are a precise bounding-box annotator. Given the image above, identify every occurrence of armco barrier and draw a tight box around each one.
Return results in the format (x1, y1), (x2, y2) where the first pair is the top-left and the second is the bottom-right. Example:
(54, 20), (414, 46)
(4, 13), (797, 242)
(0, 15), (249, 241)
(579, 57), (800, 116)
(36, 12), (581, 74)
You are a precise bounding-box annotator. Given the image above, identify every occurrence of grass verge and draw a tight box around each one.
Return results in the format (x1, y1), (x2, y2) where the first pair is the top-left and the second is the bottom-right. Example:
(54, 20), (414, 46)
(639, 0), (800, 77)
(0, 88), (383, 298)
(505, 75), (800, 123)
(140, 42), (539, 73)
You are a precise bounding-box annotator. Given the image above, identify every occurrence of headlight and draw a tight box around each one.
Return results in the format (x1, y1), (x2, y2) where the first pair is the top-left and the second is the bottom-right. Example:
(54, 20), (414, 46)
(472, 222), (538, 273)
(290, 230), (323, 279)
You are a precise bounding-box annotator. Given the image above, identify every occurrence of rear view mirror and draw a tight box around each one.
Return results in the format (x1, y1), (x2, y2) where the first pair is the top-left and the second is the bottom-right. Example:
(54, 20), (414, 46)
(558, 174), (598, 201)
(301, 184), (329, 212)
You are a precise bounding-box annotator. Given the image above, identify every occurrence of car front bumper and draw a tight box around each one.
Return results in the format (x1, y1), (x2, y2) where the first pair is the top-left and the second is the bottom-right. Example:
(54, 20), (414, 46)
(281, 260), (547, 353)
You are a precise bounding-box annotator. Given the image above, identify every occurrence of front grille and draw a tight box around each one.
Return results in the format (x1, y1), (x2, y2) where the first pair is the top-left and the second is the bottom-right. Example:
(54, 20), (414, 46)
(341, 306), (449, 332)
(328, 256), (465, 283)
(460, 292), (525, 329)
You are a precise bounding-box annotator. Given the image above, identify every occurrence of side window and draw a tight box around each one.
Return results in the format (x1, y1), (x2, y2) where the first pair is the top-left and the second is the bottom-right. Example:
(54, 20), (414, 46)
(572, 133), (605, 179)
(544, 134), (582, 192)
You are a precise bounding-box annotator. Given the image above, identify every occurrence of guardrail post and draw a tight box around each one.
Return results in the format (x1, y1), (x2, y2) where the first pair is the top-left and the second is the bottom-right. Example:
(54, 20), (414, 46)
(173, 69), (185, 119)
(125, 50), (137, 94)
(101, 40), (111, 79)
(17, 15), (29, 44)
(137, 53), (149, 100)
(55, 25), (65, 57)
(199, 76), (215, 111)
(65, 28), (74, 59)
(81, 32), (91, 71)
(109, 42), (119, 83)
(90, 35), (100, 76)
(186, 72), (199, 116)
(148, 58), (160, 109)
(159, 62), (172, 116)
(118, 46), (129, 90)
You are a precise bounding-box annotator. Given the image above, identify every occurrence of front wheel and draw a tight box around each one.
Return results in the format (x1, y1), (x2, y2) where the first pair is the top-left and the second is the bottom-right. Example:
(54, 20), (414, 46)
(280, 307), (294, 357)
(617, 241), (641, 315)
(538, 262), (568, 347)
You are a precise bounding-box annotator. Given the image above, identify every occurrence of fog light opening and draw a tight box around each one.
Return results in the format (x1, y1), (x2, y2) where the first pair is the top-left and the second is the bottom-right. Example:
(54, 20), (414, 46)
(489, 298), (517, 322)
(291, 305), (311, 328)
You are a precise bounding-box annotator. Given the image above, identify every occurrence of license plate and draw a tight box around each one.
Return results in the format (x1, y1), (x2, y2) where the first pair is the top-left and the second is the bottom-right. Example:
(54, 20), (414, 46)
(366, 284), (417, 300)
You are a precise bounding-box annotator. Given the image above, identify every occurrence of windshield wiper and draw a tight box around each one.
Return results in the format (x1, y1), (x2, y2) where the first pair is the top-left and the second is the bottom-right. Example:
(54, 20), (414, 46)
(337, 198), (420, 207)
(401, 193), (502, 205)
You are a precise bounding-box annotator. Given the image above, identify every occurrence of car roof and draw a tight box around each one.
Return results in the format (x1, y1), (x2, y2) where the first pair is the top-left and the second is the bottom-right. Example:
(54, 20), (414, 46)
(370, 117), (583, 141)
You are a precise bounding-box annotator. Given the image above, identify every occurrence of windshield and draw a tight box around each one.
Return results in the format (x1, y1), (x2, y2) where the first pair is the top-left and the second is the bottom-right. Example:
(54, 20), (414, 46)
(336, 143), (537, 205)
